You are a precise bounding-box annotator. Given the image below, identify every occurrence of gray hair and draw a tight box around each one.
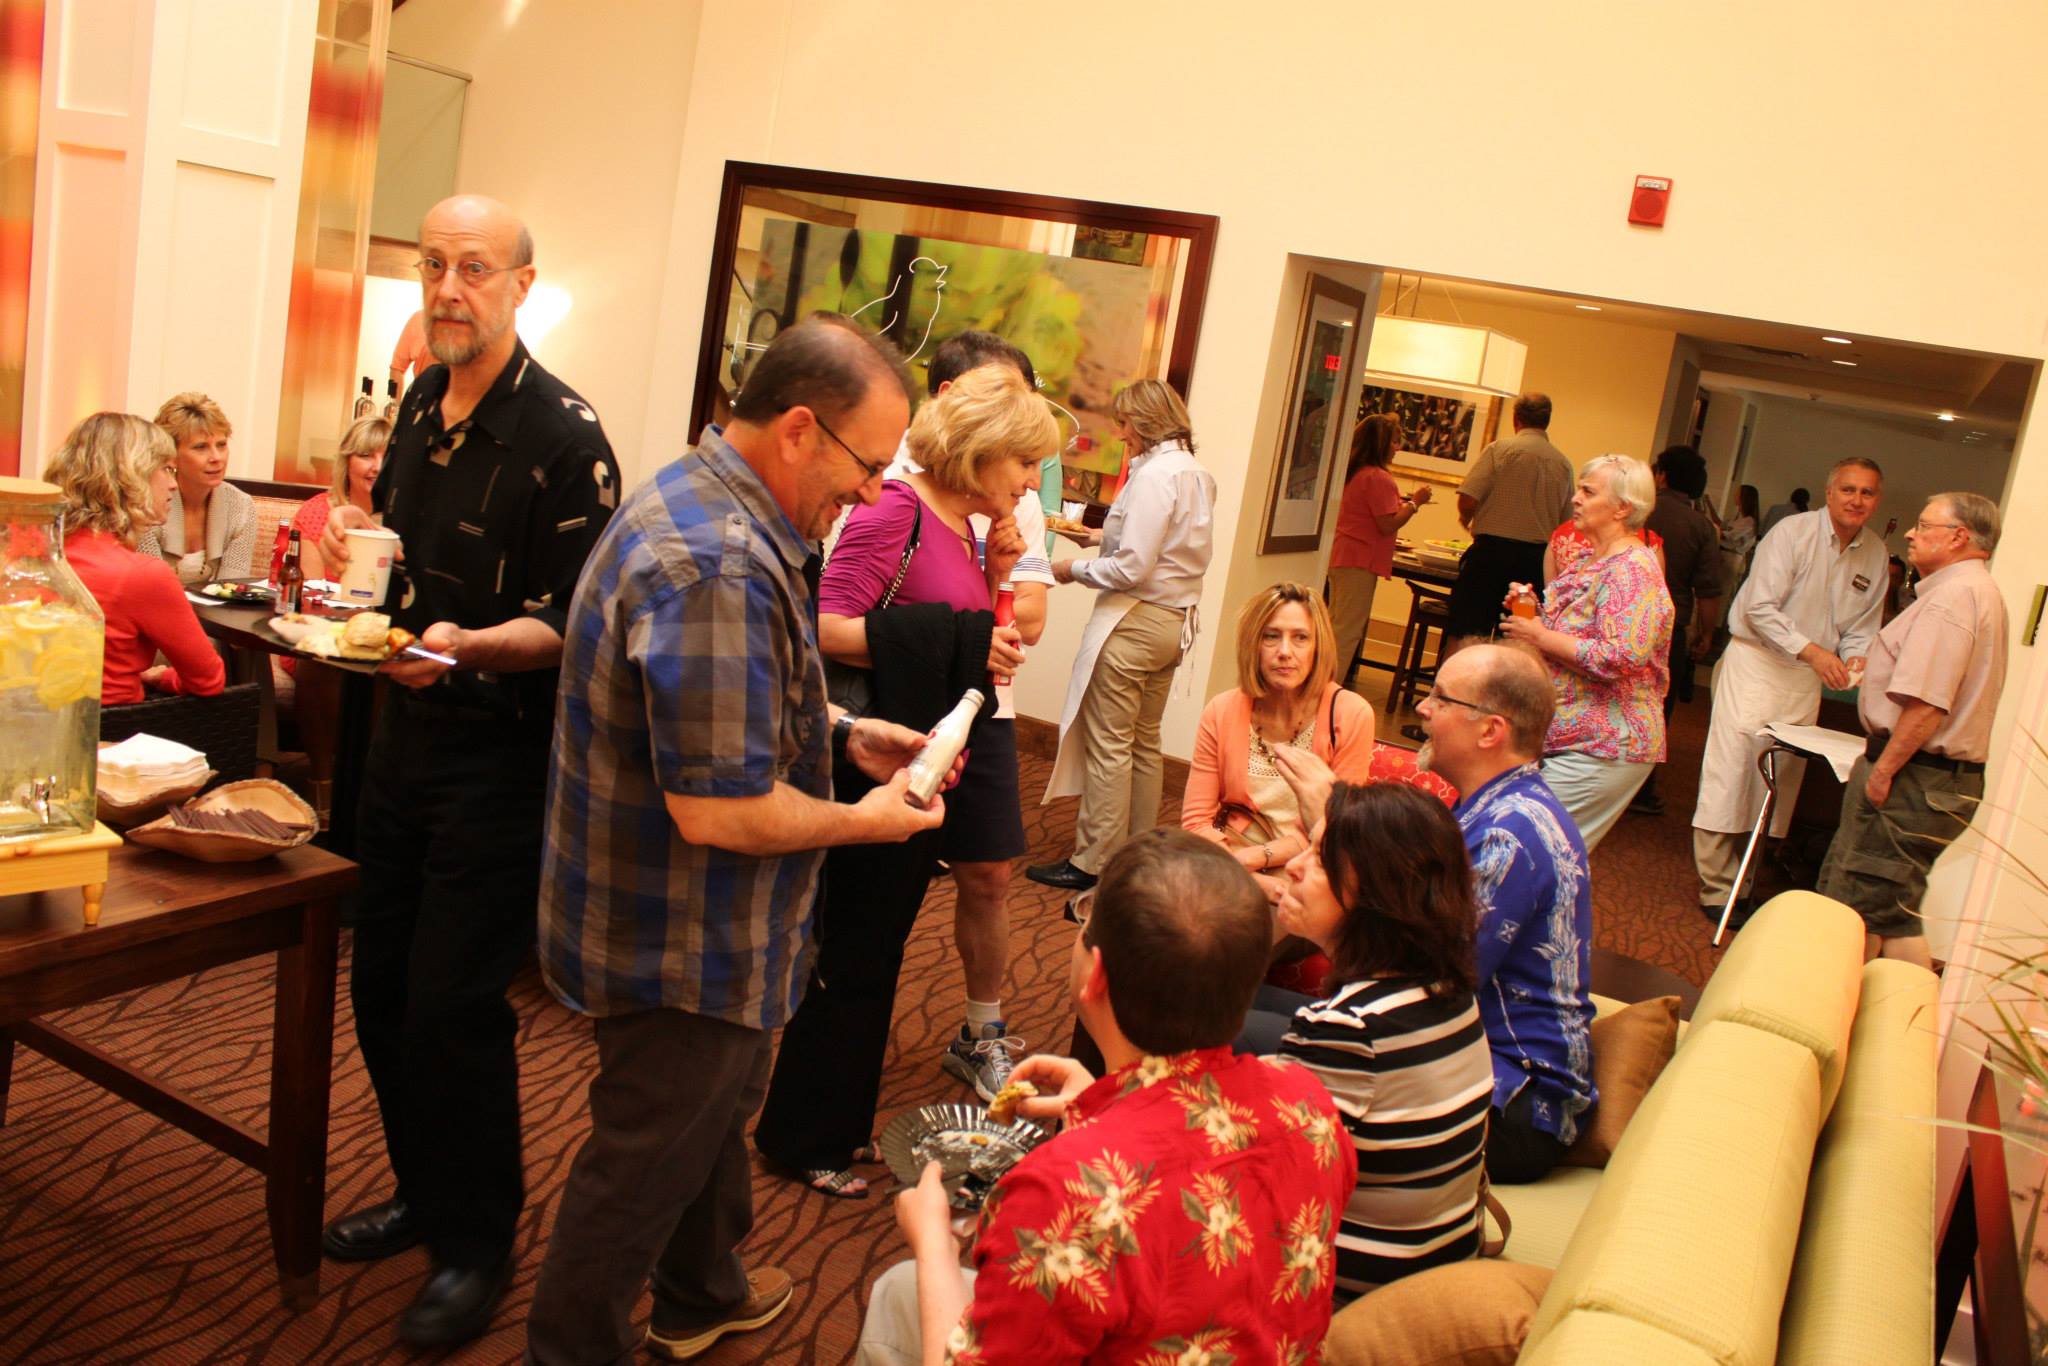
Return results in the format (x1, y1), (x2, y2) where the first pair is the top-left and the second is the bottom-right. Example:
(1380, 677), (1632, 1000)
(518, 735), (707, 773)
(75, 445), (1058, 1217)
(1827, 456), (1883, 486)
(1583, 454), (1656, 531)
(1934, 491), (2001, 554)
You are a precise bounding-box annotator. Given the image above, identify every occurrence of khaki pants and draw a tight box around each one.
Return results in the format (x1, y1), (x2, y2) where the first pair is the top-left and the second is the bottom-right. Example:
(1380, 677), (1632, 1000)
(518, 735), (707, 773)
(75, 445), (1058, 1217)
(1327, 566), (1381, 682)
(1072, 601), (1186, 874)
(1816, 755), (1980, 938)
(856, 1260), (977, 1366)
(1693, 828), (1761, 908)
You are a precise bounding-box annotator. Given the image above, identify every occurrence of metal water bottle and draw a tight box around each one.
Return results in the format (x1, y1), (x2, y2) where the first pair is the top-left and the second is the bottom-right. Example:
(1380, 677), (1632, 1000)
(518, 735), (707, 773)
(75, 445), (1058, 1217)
(905, 688), (985, 808)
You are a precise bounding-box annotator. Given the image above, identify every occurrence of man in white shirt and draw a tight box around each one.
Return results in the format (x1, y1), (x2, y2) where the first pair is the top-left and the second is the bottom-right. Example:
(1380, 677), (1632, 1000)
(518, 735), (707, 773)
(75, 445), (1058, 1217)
(829, 329), (1057, 1100)
(1692, 458), (1887, 922)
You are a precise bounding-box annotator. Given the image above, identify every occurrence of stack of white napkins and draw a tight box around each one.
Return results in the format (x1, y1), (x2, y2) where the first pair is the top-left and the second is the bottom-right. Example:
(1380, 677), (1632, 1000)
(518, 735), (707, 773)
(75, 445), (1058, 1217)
(98, 734), (210, 803)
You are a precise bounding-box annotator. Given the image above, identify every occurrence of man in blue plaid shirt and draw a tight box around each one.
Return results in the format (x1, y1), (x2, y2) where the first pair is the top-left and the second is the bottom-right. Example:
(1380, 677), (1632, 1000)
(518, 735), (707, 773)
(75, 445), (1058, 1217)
(528, 320), (951, 1364)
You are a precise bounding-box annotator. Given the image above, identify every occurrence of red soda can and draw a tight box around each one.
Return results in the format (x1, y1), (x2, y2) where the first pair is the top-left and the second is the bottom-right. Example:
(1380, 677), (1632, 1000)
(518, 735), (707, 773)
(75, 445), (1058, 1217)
(993, 582), (1015, 684)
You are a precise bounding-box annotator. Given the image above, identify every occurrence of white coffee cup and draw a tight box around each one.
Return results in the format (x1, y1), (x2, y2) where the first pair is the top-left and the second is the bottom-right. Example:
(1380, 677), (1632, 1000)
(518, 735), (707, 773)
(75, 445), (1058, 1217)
(338, 527), (401, 606)
(1061, 499), (1085, 522)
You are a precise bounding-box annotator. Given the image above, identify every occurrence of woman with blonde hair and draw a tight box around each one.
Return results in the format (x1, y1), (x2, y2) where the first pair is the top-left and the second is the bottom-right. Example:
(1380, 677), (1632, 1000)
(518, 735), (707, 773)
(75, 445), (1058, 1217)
(44, 412), (225, 704)
(1030, 378), (1217, 892)
(135, 391), (258, 585)
(1182, 582), (1378, 903)
(295, 415), (390, 582)
(755, 362), (1055, 1198)
(1499, 454), (1673, 851)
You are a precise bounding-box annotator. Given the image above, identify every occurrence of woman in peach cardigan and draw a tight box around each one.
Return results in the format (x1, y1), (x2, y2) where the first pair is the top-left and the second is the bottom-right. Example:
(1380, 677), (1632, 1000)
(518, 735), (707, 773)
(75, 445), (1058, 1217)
(1182, 582), (1377, 903)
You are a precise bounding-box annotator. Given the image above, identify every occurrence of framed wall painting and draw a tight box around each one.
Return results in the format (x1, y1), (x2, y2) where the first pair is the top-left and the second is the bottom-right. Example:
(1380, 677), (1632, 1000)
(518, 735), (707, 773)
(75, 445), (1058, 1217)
(1357, 377), (1502, 485)
(690, 163), (1218, 509)
(1259, 273), (1366, 553)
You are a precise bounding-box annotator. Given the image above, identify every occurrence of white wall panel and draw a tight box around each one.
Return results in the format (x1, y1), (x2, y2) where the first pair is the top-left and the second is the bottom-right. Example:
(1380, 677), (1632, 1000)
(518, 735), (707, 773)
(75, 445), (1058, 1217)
(32, 144), (129, 449)
(176, 0), (290, 146)
(54, 0), (134, 116)
(151, 161), (271, 443)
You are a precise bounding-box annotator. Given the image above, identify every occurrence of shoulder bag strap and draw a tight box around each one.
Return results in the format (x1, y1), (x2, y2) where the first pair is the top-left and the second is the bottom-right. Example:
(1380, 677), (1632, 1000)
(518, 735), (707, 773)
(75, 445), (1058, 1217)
(876, 499), (922, 610)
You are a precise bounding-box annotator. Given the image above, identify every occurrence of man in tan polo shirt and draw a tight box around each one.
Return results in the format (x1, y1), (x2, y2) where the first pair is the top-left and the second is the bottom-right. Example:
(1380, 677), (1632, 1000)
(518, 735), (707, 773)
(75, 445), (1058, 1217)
(1816, 491), (2007, 967)
(1448, 392), (1573, 647)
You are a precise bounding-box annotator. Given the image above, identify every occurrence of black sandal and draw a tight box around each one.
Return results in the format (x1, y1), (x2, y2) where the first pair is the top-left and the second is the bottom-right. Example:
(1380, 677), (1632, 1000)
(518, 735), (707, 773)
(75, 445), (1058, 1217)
(850, 1143), (882, 1165)
(801, 1166), (869, 1199)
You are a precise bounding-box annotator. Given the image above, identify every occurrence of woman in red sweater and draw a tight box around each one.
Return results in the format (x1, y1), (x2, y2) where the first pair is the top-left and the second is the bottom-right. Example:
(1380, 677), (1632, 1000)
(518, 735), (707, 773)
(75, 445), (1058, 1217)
(44, 413), (226, 705)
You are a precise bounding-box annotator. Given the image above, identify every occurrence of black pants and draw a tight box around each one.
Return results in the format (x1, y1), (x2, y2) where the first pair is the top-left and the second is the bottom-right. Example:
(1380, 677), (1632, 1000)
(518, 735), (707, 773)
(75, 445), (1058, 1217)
(1233, 985), (1315, 1057)
(526, 1008), (771, 1366)
(754, 801), (942, 1171)
(351, 693), (549, 1269)
(1448, 534), (1547, 640)
(1486, 1085), (1576, 1184)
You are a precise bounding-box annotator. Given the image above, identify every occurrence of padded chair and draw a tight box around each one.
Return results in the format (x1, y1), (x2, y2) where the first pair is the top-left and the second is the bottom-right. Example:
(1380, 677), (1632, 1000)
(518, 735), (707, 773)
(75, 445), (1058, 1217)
(99, 683), (263, 786)
(1386, 581), (1453, 716)
(229, 477), (322, 580)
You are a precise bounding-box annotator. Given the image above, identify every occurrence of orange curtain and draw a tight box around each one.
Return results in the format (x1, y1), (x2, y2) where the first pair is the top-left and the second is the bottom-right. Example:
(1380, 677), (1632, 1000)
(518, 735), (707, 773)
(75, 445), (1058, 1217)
(274, 0), (388, 485)
(0, 0), (43, 478)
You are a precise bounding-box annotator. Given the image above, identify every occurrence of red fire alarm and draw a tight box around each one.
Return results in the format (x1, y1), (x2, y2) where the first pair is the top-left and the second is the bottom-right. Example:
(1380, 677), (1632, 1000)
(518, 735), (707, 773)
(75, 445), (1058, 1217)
(1629, 175), (1672, 226)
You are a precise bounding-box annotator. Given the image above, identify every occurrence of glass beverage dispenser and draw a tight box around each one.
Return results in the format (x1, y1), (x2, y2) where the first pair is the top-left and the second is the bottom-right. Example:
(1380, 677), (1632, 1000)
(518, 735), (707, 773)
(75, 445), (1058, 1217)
(0, 477), (105, 844)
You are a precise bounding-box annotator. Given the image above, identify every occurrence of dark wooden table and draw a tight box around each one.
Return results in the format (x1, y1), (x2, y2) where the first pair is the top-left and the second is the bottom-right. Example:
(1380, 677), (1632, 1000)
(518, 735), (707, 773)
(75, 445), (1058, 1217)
(0, 841), (356, 1308)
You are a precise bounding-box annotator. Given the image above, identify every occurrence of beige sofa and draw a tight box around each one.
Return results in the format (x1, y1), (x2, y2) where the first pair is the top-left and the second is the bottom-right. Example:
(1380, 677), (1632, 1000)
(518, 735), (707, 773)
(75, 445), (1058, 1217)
(1330, 891), (1940, 1365)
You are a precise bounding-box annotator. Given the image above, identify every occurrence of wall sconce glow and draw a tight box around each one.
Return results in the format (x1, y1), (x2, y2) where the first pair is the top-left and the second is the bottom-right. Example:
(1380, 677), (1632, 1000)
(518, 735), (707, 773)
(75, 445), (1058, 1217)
(521, 284), (573, 349)
(1821, 335), (1853, 344)
(1362, 316), (1527, 397)
(1574, 304), (1602, 311)
(1830, 359), (1858, 367)
(1936, 412), (1957, 421)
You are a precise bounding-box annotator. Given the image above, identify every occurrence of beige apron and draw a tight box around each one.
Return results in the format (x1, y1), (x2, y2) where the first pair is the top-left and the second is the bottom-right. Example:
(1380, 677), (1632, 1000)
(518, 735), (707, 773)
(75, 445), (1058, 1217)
(1044, 591), (1141, 801)
(1692, 636), (1821, 836)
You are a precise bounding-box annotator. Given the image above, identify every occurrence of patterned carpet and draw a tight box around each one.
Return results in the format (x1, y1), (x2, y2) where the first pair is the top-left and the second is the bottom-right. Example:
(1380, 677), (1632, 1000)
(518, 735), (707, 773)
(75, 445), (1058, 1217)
(0, 692), (1727, 1365)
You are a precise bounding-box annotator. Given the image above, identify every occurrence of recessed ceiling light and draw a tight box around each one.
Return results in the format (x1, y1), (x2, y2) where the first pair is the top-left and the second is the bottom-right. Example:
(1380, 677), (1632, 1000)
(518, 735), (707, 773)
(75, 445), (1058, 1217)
(1936, 412), (1957, 421)
(1575, 304), (1602, 312)
(1821, 335), (1853, 344)
(1831, 359), (1858, 367)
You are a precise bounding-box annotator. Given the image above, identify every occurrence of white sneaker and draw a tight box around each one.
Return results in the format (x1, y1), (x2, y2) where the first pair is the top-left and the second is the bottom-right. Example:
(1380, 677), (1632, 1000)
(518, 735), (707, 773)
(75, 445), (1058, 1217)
(940, 1022), (1022, 1103)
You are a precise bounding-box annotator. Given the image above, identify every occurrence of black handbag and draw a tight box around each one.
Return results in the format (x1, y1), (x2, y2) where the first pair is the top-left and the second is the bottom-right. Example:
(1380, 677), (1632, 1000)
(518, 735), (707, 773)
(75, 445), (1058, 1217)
(824, 501), (921, 716)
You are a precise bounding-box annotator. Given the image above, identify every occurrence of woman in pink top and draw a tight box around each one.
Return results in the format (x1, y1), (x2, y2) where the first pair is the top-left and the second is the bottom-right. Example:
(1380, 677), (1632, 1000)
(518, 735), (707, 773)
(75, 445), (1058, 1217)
(757, 365), (1055, 1199)
(44, 413), (226, 705)
(1328, 414), (1432, 681)
(295, 415), (390, 582)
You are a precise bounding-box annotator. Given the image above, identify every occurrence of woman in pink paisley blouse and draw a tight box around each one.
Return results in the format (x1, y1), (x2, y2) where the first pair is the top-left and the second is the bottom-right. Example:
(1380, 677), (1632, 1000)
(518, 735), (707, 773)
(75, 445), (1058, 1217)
(1498, 454), (1673, 852)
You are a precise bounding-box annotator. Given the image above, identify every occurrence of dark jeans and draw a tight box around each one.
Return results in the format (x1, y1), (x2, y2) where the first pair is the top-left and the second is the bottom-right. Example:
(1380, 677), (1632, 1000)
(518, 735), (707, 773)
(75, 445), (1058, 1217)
(1234, 985), (1315, 1057)
(350, 694), (548, 1269)
(525, 1008), (772, 1366)
(754, 813), (942, 1170)
(1487, 1085), (1575, 1184)
(1448, 534), (1547, 640)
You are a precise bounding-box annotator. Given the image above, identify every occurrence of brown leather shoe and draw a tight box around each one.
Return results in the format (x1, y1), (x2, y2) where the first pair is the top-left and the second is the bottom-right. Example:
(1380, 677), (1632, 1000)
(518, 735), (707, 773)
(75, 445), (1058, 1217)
(645, 1267), (794, 1360)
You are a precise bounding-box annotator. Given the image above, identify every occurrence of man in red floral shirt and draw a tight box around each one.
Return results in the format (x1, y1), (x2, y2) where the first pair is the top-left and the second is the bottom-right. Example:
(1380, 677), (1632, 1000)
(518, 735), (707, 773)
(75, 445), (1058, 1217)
(858, 830), (1357, 1366)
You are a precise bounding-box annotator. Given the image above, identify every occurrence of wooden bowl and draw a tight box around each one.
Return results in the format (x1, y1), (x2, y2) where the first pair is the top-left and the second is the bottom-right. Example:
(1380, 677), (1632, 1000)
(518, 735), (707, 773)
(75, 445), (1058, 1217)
(126, 779), (317, 863)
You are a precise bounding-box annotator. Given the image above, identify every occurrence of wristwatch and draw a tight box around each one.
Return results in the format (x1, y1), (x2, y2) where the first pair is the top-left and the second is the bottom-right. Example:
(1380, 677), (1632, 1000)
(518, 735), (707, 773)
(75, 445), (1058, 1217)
(832, 713), (858, 760)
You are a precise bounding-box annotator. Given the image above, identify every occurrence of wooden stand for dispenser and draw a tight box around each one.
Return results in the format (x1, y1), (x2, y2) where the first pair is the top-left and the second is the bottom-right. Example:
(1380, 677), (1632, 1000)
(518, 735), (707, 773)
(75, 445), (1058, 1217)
(0, 823), (124, 925)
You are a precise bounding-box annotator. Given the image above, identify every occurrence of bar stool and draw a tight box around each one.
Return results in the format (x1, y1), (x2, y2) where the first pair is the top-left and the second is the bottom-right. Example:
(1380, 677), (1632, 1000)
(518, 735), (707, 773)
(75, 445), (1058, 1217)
(1387, 581), (1453, 716)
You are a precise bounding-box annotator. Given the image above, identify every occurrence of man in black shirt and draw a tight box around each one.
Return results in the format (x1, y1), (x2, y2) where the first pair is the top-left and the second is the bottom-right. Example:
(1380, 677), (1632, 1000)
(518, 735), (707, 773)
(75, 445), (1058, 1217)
(319, 194), (619, 1346)
(1629, 445), (1725, 815)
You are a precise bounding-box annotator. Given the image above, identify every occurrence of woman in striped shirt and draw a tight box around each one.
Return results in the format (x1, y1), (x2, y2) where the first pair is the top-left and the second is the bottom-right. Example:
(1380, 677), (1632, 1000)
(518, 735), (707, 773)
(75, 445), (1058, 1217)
(1241, 780), (1496, 1296)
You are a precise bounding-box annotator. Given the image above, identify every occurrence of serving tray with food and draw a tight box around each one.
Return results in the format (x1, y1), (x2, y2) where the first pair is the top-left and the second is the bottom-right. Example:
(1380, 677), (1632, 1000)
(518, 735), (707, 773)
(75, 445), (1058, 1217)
(259, 612), (454, 673)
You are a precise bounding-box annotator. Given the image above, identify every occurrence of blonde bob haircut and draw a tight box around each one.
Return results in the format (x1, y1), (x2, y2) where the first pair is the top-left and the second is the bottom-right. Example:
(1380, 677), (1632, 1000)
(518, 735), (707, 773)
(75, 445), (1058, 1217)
(43, 412), (176, 547)
(154, 391), (232, 448)
(904, 363), (1057, 497)
(1234, 581), (1338, 702)
(1112, 378), (1195, 455)
(332, 416), (392, 504)
(1583, 454), (1657, 531)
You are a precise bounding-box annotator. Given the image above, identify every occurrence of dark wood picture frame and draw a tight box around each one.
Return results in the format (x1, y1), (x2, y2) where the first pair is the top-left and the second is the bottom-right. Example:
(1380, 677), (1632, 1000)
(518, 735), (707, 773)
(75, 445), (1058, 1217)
(687, 162), (1219, 454)
(1260, 273), (1367, 554)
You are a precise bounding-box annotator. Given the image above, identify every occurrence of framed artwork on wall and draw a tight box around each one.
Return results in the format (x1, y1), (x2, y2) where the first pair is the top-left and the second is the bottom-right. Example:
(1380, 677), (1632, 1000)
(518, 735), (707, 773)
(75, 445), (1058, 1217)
(1358, 378), (1501, 485)
(690, 163), (1218, 509)
(1259, 273), (1366, 554)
